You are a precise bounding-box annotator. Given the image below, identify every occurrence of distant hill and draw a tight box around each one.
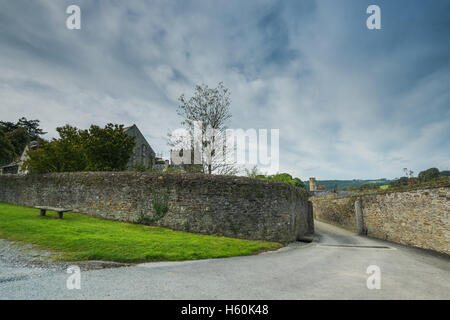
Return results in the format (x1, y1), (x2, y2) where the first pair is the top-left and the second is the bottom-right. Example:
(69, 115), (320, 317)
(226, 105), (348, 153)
(303, 179), (391, 191)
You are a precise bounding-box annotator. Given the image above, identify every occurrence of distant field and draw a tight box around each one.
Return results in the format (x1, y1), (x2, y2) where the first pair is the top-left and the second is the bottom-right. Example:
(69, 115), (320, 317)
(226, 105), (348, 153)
(0, 203), (281, 263)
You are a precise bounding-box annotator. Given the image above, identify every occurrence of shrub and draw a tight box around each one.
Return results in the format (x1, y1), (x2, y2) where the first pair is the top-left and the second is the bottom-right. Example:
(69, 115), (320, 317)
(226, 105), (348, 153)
(138, 191), (169, 225)
(133, 162), (149, 172)
(389, 177), (409, 187)
(152, 191), (169, 219)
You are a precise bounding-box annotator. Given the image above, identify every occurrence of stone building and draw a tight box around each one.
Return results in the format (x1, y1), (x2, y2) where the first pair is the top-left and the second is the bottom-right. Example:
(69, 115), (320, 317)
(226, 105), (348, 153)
(124, 125), (156, 170)
(309, 177), (327, 193)
(309, 177), (317, 191)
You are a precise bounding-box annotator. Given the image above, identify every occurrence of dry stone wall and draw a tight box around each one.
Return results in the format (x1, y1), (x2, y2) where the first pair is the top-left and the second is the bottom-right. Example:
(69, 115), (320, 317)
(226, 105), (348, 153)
(312, 186), (450, 255)
(0, 172), (313, 243)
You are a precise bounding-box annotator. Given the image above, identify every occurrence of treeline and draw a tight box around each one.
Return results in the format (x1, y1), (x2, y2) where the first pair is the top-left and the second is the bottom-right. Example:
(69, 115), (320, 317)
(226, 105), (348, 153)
(304, 179), (390, 191)
(1, 118), (136, 173)
(389, 167), (449, 188)
(341, 168), (449, 192)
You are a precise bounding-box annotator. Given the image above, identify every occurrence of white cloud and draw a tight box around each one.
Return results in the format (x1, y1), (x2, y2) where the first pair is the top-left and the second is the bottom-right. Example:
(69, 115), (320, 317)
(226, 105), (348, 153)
(1, 0), (449, 179)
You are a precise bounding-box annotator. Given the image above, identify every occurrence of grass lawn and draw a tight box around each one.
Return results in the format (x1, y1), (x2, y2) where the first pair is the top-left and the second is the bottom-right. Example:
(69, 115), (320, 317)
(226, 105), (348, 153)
(0, 203), (281, 263)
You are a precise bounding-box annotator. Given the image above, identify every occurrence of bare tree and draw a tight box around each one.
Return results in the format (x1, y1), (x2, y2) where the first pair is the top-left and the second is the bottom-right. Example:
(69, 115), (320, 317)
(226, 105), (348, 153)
(168, 82), (237, 175)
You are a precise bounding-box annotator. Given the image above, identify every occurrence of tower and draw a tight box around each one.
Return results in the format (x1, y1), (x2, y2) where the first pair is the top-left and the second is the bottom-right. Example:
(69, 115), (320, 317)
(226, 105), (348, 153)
(309, 177), (317, 191)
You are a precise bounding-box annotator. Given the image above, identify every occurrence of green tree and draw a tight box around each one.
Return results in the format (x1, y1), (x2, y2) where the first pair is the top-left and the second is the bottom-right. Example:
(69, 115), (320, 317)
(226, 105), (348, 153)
(294, 178), (306, 189)
(24, 125), (87, 173)
(81, 123), (135, 171)
(251, 172), (306, 189)
(418, 168), (440, 182)
(17, 117), (46, 139)
(0, 129), (15, 165)
(6, 127), (30, 156)
(0, 117), (46, 140)
(25, 123), (135, 173)
(269, 173), (294, 185)
(389, 177), (409, 187)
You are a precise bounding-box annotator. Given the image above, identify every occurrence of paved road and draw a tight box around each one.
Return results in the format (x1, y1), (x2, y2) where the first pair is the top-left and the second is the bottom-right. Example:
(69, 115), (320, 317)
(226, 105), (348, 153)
(1, 221), (449, 299)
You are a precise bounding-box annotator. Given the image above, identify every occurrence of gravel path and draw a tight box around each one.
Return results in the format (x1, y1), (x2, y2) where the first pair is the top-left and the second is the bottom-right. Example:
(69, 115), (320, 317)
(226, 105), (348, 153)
(0, 238), (130, 286)
(0, 239), (64, 286)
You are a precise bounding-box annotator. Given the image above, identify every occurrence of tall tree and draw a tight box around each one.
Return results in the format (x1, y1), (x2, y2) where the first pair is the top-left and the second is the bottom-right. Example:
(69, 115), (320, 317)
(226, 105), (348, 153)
(24, 125), (87, 173)
(0, 129), (15, 165)
(0, 117), (46, 140)
(418, 168), (440, 182)
(81, 124), (135, 171)
(169, 82), (237, 175)
(6, 127), (30, 157)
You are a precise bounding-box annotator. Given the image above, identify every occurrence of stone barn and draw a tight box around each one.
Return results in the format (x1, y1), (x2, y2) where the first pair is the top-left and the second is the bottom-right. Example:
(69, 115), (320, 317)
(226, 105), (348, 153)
(124, 124), (156, 170)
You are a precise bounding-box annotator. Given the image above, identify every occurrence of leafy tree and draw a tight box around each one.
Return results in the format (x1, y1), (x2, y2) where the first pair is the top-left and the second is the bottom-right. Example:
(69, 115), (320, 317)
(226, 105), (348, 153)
(17, 117), (46, 139)
(0, 117), (45, 166)
(294, 178), (306, 189)
(0, 117), (46, 140)
(6, 127), (30, 157)
(24, 125), (87, 173)
(269, 173), (295, 185)
(25, 123), (135, 173)
(81, 124), (135, 171)
(248, 171), (306, 189)
(0, 121), (17, 133)
(389, 177), (409, 187)
(418, 168), (440, 182)
(0, 129), (15, 165)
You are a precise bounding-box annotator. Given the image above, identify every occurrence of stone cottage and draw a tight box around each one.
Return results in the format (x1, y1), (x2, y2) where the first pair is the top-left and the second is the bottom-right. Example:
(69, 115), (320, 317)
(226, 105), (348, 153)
(124, 124), (156, 170)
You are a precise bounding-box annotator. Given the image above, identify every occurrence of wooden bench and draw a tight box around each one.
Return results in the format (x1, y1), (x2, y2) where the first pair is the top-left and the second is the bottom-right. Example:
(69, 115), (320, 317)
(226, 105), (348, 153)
(35, 206), (71, 219)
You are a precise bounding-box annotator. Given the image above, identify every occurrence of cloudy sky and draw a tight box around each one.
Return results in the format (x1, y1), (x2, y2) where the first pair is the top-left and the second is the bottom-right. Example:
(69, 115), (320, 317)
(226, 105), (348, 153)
(1, 0), (449, 179)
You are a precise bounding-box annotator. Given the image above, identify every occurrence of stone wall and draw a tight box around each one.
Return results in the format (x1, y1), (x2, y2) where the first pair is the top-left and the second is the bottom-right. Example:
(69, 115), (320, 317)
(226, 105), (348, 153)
(312, 196), (357, 232)
(312, 186), (450, 255)
(0, 172), (313, 243)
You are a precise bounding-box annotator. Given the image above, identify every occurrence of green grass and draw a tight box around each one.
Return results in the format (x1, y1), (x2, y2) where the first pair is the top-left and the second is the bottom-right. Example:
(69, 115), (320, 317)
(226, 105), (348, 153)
(0, 203), (281, 263)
